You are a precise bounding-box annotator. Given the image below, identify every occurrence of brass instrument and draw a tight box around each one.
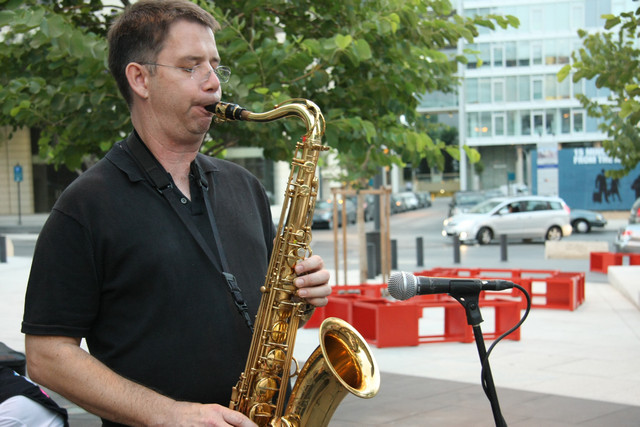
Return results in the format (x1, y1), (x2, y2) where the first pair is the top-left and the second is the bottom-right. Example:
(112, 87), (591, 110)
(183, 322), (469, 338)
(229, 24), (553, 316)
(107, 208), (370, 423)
(209, 100), (380, 427)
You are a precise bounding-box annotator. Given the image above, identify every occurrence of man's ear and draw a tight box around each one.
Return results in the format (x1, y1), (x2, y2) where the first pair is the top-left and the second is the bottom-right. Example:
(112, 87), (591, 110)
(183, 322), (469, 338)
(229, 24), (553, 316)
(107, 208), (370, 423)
(125, 63), (150, 100)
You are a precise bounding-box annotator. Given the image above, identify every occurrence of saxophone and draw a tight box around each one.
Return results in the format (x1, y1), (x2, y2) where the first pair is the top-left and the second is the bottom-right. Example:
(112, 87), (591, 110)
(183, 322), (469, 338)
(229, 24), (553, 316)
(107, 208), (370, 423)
(208, 100), (380, 427)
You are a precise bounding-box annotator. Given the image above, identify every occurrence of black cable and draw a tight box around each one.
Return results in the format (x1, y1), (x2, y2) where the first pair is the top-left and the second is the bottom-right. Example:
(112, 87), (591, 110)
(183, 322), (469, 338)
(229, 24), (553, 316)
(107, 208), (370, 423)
(480, 284), (532, 402)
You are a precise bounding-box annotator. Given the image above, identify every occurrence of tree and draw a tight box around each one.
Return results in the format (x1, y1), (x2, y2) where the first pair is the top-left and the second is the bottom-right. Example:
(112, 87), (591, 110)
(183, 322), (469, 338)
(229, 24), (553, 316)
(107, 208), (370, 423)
(558, 7), (640, 179)
(1, 0), (516, 182)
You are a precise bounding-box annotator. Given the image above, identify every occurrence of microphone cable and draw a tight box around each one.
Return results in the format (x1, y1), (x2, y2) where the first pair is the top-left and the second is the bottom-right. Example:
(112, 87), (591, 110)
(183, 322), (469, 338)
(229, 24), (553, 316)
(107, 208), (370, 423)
(480, 283), (532, 425)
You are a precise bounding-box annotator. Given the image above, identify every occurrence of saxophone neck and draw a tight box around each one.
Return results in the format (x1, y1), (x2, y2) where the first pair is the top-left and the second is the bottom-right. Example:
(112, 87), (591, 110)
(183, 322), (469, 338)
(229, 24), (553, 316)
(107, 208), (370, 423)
(208, 100), (326, 138)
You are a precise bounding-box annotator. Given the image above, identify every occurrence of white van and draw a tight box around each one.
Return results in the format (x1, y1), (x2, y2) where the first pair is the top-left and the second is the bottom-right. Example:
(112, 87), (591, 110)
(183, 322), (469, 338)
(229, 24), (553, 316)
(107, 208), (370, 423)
(442, 196), (573, 245)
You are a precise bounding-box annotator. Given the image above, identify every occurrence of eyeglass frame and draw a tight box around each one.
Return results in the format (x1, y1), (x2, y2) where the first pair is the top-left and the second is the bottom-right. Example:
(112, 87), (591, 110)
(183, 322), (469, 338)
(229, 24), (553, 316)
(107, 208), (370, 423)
(140, 62), (231, 83)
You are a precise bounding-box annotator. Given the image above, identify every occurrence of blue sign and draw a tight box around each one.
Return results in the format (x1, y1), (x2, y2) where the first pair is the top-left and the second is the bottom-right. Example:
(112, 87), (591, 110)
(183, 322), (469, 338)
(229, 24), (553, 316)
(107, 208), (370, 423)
(13, 164), (22, 182)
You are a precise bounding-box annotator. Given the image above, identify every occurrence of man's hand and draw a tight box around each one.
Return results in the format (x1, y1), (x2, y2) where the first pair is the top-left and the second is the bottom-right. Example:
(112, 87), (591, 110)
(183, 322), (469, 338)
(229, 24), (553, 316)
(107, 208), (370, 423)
(294, 255), (331, 307)
(172, 401), (257, 426)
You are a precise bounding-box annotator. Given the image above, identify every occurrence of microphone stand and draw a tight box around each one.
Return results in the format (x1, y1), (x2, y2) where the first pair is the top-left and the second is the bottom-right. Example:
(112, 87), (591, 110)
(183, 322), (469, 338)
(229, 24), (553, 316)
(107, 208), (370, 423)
(450, 284), (507, 427)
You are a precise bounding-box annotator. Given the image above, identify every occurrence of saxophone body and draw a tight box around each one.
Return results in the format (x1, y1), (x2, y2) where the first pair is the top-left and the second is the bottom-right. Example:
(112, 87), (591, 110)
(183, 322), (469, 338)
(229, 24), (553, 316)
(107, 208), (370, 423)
(209, 100), (380, 427)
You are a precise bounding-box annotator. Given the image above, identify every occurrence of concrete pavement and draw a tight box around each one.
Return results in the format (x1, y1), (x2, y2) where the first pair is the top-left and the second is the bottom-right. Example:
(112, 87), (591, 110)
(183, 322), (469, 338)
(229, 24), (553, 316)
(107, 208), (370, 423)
(1, 210), (640, 426)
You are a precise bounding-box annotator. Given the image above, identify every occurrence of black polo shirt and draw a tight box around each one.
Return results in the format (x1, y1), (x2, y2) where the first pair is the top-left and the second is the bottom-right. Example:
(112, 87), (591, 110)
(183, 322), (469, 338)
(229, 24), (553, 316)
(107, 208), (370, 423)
(22, 132), (276, 415)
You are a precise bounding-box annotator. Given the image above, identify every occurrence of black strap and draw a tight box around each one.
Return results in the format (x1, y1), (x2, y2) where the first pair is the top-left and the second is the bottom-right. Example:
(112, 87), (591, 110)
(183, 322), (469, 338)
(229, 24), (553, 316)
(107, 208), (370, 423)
(124, 134), (253, 331)
(196, 160), (254, 331)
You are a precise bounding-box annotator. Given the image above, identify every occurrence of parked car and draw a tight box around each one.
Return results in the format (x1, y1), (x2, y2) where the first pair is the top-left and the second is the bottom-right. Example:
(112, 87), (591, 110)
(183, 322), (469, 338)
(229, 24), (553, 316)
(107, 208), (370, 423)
(312, 199), (356, 229)
(390, 194), (406, 214)
(414, 192), (432, 208)
(442, 196), (573, 245)
(630, 198), (640, 224)
(448, 191), (487, 217)
(398, 192), (420, 210)
(346, 194), (376, 222)
(613, 223), (640, 253)
(570, 209), (607, 233)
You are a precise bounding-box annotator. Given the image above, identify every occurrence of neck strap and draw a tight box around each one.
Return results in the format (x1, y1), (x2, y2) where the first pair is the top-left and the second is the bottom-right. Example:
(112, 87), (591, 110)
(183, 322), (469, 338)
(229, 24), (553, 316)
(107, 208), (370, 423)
(123, 133), (254, 331)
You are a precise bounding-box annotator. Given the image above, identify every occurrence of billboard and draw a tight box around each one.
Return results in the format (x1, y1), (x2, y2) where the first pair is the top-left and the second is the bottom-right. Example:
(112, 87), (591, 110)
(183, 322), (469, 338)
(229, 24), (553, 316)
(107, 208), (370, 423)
(552, 147), (640, 210)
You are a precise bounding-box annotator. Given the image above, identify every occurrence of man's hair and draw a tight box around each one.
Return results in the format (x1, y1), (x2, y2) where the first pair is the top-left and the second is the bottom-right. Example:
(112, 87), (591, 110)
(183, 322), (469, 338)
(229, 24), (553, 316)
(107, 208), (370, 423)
(107, 0), (221, 106)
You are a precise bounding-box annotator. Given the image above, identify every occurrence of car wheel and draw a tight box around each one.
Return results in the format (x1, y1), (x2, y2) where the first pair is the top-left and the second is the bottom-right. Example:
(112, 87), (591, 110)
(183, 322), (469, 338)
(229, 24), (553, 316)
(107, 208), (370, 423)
(572, 219), (590, 233)
(546, 226), (563, 241)
(476, 227), (493, 245)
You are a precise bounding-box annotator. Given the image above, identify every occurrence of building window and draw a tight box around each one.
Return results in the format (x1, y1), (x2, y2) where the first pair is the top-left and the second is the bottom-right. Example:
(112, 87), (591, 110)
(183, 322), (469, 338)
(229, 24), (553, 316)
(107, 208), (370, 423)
(544, 39), (557, 65)
(548, 2), (570, 32)
(519, 76), (530, 101)
(586, 114), (600, 132)
(468, 112), (492, 137)
(506, 77), (518, 102)
(466, 43), (478, 69)
(493, 80), (505, 103)
(561, 109), (571, 134)
(533, 112), (544, 135)
(545, 75), (557, 100)
(557, 39), (570, 64)
(546, 110), (556, 135)
(505, 42), (517, 67)
(571, 4), (584, 29)
(466, 78), (478, 104)
(573, 111), (584, 133)
(518, 41), (530, 66)
(492, 45), (504, 67)
(507, 111), (518, 136)
(531, 42), (543, 65)
(531, 7), (543, 31)
(521, 111), (531, 135)
(479, 78), (491, 103)
(494, 113), (506, 136)
(480, 112), (491, 137)
(479, 43), (490, 68)
(532, 77), (543, 101)
(558, 76), (570, 99)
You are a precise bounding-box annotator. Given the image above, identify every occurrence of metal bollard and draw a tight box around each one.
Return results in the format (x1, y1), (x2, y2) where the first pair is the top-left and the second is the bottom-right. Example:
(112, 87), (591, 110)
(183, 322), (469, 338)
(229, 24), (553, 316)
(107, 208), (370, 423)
(500, 234), (508, 262)
(367, 242), (376, 279)
(391, 239), (398, 270)
(0, 235), (6, 263)
(416, 237), (424, 267)
(453, 235), (461, 264)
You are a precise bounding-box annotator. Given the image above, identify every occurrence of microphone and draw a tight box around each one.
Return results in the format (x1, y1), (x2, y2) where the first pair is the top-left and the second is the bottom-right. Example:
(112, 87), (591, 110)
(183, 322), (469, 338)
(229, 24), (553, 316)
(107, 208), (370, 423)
(388, 271), (514, 301)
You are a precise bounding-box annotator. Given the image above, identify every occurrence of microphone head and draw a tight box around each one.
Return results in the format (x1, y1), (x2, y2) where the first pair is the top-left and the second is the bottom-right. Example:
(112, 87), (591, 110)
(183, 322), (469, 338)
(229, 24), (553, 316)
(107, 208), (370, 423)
(387, 271), (417, 300)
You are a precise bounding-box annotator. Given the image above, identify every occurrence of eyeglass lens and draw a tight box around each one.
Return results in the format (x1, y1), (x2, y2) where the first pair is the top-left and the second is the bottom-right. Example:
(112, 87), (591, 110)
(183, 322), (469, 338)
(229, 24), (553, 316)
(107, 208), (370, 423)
(194, 65), (231, 83)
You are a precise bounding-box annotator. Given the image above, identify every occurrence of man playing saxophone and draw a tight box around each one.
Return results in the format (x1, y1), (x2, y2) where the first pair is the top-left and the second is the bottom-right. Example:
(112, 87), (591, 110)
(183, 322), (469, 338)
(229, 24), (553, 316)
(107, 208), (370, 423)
(21, 1), (331, 426)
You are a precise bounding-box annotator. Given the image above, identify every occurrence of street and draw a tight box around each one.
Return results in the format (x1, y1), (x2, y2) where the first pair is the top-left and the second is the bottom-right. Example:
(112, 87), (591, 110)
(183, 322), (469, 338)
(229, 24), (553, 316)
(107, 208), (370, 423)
(309, 196), (619, 284)
(9, 196), (621, 283)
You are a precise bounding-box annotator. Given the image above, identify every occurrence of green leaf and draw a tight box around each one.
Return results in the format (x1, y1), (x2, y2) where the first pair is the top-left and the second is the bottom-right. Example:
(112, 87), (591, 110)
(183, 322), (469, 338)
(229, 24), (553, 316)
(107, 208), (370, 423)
(353, 39), (372, 61)
(557, 64), (571, 82)
(0, 10), (15, 26)
(335, 34), (352, 50)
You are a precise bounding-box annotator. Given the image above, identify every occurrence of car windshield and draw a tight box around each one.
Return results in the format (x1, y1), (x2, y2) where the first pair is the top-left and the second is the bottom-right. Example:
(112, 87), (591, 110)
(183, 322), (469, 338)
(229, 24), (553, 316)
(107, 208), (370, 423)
(468, 199), (503, 214)
(458, 194), (484, 204)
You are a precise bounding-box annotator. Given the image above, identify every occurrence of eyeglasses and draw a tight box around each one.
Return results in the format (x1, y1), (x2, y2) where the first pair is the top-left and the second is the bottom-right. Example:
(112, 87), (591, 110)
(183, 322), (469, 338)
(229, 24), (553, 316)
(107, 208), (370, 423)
(141, 63), (231, 83)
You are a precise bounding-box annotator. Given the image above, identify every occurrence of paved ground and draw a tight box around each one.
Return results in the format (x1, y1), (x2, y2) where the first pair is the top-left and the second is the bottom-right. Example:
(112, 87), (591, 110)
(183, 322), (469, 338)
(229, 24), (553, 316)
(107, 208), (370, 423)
(1, 209), (639, 426)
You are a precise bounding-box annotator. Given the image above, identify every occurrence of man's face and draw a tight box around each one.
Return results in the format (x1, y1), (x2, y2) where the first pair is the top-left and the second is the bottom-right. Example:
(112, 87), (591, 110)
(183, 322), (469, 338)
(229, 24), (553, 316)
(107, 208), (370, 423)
(146, 19), (222, 143)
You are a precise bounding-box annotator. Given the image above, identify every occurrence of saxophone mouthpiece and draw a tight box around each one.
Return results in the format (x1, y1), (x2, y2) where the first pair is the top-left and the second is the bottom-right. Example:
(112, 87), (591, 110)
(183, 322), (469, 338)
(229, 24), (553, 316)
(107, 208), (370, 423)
(206, 102), (248, 121)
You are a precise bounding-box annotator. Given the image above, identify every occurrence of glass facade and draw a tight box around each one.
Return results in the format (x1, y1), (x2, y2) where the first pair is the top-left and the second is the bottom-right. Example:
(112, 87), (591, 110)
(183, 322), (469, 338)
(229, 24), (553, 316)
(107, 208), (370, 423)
(458, 0), (628, 144)
(415, 0), (640, 191)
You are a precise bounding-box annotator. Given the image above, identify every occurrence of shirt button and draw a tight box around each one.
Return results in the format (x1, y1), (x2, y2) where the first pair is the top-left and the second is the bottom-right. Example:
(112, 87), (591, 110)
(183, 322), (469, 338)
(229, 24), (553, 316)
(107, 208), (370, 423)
(180, 197), (188, 204)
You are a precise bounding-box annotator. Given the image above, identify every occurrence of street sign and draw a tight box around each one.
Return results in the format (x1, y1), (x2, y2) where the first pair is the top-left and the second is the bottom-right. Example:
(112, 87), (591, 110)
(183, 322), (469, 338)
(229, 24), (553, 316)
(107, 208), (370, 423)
(14, 164), (23, 182)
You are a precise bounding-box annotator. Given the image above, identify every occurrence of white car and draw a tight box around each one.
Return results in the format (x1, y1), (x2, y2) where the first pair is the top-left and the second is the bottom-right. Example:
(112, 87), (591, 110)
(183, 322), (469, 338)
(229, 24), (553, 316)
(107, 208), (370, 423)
(442, 196), (573, 245)
(613, 224), (640, 253)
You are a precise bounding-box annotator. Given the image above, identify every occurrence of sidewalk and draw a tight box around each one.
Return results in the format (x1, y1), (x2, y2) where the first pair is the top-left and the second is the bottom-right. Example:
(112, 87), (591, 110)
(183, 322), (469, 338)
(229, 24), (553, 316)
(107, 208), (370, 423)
(2, 213), (640, 425)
